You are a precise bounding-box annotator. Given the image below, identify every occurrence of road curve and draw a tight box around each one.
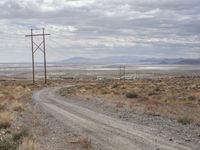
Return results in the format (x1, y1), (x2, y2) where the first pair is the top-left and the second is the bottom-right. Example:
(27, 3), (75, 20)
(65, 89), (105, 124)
(33, 86), (191, 150)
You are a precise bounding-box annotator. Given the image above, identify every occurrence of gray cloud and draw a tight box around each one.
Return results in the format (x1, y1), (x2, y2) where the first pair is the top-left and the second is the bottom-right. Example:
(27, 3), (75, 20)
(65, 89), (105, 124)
(0, 0), (200, 62)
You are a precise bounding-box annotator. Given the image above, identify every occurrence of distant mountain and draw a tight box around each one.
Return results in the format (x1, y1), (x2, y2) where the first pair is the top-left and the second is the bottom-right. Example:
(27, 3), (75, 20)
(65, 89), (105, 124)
(61, 57), (200, 65)
(159, 60), (168, 64)
(62, 56), (143, 65)
(175, 59), (200, 64)
(63, 57), (93, 64)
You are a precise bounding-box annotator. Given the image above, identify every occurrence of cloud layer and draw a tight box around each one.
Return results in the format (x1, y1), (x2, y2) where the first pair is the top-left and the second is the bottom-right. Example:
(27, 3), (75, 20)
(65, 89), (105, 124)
(0, 0), (200, 62)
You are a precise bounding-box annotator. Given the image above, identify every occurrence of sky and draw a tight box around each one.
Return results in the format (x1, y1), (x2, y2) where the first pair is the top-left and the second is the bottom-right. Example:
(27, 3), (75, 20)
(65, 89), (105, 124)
(0, 0), (200, 62)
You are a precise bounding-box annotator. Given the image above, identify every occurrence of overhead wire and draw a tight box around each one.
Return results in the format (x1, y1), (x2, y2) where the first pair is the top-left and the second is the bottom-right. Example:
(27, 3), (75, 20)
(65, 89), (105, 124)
(0, 30), (147, 60)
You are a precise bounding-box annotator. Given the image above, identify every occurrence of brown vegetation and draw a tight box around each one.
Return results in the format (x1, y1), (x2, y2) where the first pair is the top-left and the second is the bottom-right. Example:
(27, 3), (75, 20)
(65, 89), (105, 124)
(79, 137), (92, 149)
(0, 81), (40, 150)
(0, 111), (11, 129)
(60, 78), (200, 125)
(18, 137), (36, 150)
(0, 79), (72, 150)
(13, 101), (25, 112)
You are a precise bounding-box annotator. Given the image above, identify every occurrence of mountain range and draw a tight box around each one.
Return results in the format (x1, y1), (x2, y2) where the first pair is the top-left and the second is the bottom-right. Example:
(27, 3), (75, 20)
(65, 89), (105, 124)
(61, 56), (200, 65)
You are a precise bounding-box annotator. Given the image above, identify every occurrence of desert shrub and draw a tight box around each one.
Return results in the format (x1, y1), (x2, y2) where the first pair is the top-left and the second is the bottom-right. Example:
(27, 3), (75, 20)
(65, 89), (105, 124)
(148, 92), (156, 96)
(146, 111), (160, 117)
(155, 87), (160, 92)
(79, 137), (92, 149)
(13, 101), (24, 112)
(126, 92), (138, 99)
(116, 102), (125, 108)
(0, 111), (11, 129)
(101, 90), (108, 94)
(18, 137), (36, 150)
(139, 96), (148, 101)
(0, 138), (16, 150)
(112, 90), (120, 95)
(111, 84), (118, 89)
(84, 86), (93, 90)
(13, 127), (31, 141)
(0, 102), (6, 110)
(177, 117), (193, 125)
(188, 96), (196, 101)
(121, 86), (126, 89)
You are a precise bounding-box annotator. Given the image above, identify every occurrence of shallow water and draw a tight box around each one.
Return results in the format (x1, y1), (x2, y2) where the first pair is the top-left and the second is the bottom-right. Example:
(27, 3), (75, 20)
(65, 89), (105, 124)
(0, 63), (200, 78)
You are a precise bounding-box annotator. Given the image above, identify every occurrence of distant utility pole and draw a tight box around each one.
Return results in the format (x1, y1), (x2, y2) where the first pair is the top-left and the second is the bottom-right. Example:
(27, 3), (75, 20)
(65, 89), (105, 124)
(119, 65), (122, 80)
(25, 28), (50, 84)
(119, 65), (126, 81)
(136, 70), (138, 79)
(123, 65), (126, 81)
(136, 70), (140, 79)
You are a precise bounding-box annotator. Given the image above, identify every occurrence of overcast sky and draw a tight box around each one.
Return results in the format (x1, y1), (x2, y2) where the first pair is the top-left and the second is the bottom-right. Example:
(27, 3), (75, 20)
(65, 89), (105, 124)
(0, 0), (200, 62)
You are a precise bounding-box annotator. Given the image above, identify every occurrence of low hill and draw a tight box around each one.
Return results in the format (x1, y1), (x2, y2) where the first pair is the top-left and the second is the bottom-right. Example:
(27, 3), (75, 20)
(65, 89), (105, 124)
(61, 57), (200, 65)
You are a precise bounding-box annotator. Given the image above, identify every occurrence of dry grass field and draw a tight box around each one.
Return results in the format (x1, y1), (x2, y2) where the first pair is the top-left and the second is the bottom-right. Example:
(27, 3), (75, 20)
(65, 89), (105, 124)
(60, 78), (200, 125)
(0, 79), (93, 150)
(0, 80), (42, 150)
(1, 78), (200, 149)
(0, 80), (64, 150)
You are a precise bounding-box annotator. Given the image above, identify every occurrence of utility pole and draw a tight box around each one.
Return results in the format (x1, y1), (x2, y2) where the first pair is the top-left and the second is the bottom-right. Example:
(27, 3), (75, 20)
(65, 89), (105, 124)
(25, 28), (50, 84)
(43, 28), (47, 83)
(119, 65), (121, 81)
(119, 65), (123, 81)
(136, 70), (138, 79)
(119, 65), (126, 81)
(123, 65), (126, 81)
(31, 29), (35, 84)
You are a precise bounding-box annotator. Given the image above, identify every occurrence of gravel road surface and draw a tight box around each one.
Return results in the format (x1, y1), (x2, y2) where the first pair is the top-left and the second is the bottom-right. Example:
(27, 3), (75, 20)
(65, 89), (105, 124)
(33, 86), (192, 150)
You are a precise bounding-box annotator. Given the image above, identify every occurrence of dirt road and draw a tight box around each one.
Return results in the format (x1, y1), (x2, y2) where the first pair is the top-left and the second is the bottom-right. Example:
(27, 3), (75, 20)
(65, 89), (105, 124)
(33, 86), (191, 150)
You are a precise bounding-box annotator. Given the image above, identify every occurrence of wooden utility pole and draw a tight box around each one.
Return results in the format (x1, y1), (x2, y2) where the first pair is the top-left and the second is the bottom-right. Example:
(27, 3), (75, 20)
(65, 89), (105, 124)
(31, 29), (35, 84)
(123, 65), (126, 81)
(119, 65), (122, 80)
(119, 65), (126, 81)
(42, 28), (47, 83)
(25, 28), (50, 84)
(136, 70), (138, 79)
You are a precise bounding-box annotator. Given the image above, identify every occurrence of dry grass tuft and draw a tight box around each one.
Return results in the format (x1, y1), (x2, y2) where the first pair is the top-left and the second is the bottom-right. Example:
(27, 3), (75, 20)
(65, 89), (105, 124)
(126, 91), (138, 99)
(13, 101), (25, 112)
(79, 137), (92, 149)
(13, 126), (31, 141)
(18, 137), (36, 150)
(0, 111), (11, 129)
(177, 117), (194, 125)
(0, 101), (6, 110)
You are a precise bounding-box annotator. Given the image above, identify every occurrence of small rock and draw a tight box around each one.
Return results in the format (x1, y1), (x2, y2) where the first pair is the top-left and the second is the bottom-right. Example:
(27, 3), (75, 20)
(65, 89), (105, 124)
(191, 85), (196, 89)
(185, 138), (191, 142)
(169, 138), (173, 142)
(69, 139), (79, 143)
(0, 130), (6, 135)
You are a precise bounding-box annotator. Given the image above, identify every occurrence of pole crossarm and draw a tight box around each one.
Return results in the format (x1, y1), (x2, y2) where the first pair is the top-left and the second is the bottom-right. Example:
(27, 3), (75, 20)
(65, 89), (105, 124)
(25, 33), (50, 37)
